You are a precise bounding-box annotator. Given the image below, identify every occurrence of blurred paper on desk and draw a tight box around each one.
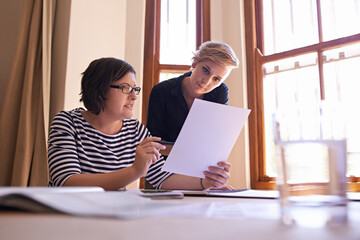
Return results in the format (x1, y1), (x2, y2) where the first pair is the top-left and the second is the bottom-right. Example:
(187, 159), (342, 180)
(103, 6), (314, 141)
(162, 99), (250, 178)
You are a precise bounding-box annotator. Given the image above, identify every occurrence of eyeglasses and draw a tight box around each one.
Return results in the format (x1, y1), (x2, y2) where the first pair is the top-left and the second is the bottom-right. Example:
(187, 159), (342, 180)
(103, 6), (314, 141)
(110, 84), (141, 95)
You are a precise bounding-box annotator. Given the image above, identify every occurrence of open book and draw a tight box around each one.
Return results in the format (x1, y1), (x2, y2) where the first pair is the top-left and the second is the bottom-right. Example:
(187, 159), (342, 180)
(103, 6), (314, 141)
(0, 187), (103, 213)
(0, 187), (194, 218)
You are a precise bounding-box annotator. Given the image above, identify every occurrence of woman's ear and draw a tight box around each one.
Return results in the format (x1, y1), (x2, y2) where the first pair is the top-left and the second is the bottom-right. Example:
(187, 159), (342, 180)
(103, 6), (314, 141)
(191, 61), (197, 69)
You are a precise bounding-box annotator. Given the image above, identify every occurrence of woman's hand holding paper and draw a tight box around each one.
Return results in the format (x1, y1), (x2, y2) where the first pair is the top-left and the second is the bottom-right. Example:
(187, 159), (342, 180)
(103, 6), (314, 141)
(202, 161), (231, 189)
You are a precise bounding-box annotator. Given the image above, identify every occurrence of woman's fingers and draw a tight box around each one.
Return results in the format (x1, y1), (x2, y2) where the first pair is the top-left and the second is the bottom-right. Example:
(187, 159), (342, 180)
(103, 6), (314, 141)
(217, 161), (231, 172)
(207, 166), (230, 179)
(203, 162), (231, 188)
(137, 137), (170, 165)
(204, 170), (229, 183)
(143, 145), (164, 160)
(203, 177), (223, 189)
(141, 136), (161, 143)
(140, 137), (166, 151)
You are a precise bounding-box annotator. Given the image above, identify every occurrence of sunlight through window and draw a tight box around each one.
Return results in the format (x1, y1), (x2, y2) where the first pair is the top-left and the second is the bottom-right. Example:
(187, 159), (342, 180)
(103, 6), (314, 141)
(262, 0), (360, 179)
(160, 0), (196, 65)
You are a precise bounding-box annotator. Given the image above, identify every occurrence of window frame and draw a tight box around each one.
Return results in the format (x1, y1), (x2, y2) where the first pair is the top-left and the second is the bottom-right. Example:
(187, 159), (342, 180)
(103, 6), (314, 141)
(140, 0), (210, 189)
(244, 0), (360, 191)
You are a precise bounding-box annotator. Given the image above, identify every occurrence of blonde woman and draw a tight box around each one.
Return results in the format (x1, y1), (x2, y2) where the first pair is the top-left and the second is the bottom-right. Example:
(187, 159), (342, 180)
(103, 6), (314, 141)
(146, 41), (239, 189)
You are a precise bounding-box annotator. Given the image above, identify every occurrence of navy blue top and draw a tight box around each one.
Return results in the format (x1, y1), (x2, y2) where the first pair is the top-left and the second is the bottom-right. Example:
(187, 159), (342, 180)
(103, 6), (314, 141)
(146, 72), (229, 142)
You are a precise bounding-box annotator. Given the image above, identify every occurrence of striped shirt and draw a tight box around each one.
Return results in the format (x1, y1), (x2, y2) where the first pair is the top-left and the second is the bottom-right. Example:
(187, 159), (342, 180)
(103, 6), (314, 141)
(48, 108), (173, 189)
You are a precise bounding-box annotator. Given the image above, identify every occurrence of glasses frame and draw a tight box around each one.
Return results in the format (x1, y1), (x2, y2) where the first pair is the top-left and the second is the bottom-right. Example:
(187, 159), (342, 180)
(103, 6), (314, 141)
(110, 84), (141, 95)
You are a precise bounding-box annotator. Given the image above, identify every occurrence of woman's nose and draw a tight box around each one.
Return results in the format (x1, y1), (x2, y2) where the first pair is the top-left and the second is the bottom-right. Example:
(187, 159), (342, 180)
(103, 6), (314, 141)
(201, 77), (211, 86)
(129, 91), (137, 100)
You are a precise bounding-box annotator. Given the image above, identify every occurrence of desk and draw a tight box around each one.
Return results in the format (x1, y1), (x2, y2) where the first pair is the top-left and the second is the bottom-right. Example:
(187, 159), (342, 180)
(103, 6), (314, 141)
(1, 196), (359, 240)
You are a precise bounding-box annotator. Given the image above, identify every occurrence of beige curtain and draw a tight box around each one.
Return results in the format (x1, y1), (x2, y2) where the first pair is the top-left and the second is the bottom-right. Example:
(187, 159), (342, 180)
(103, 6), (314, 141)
(0, 0), (56, 186)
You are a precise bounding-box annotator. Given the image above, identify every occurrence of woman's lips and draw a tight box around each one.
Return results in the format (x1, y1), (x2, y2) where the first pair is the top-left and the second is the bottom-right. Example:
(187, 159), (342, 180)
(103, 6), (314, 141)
(125, 104), (133, 110)
(196, 82), (207, 90)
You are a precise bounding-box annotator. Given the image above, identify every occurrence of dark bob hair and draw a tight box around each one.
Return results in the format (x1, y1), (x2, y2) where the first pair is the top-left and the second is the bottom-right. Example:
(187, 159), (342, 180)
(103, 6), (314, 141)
(80, 57), (136, 115)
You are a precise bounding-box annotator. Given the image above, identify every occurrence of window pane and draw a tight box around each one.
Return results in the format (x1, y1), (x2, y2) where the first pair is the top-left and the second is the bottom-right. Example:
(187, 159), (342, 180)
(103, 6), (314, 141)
(160, 0), (196, 65)
(278, 142), (330, 183)
(321, 0), (360, 41)
(323, 44), (360, 176)
(262, 0), (318, 55)
(159, 71), (186, 82)
(263, 53), (320, 177)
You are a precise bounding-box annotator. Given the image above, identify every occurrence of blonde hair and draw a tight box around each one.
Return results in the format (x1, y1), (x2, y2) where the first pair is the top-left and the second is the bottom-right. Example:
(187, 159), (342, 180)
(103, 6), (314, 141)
(192, 41), (239, 68)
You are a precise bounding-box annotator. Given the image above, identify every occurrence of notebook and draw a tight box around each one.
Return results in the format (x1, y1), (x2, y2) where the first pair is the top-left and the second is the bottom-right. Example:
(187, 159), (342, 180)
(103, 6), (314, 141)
(179, 189), (279, 199)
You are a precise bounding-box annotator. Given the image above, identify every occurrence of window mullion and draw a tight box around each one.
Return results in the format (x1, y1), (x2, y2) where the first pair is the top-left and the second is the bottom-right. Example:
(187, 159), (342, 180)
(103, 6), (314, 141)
(316, 0), (323, 42)
(316, 0), (325, 100)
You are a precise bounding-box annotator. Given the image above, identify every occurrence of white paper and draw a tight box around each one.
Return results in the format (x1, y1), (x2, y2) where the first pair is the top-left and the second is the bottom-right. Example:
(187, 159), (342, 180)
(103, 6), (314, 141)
(162, 99), (251, 178)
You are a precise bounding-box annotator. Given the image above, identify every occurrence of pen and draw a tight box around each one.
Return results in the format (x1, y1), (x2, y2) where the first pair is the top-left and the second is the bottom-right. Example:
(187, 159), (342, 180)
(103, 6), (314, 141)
(157, 140), (175, 146)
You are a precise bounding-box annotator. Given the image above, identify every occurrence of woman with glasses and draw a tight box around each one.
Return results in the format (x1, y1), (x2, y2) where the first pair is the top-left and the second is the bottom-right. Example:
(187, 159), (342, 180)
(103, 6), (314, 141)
(146, 41), (239, 190)
(48, 57), (231, 191)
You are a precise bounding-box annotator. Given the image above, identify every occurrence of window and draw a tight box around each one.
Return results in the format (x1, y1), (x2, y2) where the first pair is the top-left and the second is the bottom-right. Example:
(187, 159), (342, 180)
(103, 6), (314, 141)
(140, 0), (209, 188)
(142, 0), (209, 124)
(245, 0), (360, 191)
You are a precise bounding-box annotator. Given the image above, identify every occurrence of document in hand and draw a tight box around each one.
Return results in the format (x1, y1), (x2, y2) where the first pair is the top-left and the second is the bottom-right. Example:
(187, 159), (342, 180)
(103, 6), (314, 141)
(162, 99), (251, 178)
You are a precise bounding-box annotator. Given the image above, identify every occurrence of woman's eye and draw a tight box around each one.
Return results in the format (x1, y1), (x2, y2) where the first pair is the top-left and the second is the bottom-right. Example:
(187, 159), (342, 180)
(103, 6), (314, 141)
(213, 77), (220, 82)
(202, 67), (210, 74)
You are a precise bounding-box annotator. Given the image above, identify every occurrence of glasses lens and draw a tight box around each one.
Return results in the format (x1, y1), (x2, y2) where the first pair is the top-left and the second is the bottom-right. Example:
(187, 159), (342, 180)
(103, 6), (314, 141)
(120, 85), (131, 94)
(134, 87), (141, 95)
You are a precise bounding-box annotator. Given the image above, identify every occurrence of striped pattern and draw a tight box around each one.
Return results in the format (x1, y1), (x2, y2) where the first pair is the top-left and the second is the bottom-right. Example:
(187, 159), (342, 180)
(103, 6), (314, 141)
(48, 108), (172, 189)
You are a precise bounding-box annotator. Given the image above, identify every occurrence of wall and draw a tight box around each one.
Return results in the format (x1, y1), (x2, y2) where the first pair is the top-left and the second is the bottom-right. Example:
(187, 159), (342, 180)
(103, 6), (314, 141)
(211, 0), (250, 189)
(64, 0), (126, 111)
(124, 0), (145, 121)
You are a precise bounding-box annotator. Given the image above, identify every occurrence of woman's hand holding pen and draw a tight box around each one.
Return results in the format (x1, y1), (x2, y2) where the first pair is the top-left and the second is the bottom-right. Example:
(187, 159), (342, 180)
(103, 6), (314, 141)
(201, 161), (231, 189)
(132, 137), (166, 177)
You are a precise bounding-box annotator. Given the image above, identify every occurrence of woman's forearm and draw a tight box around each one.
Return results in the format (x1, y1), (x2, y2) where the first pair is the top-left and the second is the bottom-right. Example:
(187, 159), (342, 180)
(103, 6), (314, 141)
(63, 166), (141, 191)
(161, 174), (203, 190)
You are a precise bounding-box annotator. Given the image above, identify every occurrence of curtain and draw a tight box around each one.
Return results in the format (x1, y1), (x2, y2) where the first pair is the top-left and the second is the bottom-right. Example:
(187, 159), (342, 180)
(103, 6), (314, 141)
(0, 0), (56, 186)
